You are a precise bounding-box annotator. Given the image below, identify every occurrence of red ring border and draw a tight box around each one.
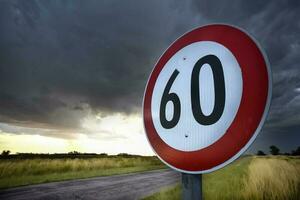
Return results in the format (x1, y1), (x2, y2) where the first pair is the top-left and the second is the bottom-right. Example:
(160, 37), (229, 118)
(143, 24), (270, 172)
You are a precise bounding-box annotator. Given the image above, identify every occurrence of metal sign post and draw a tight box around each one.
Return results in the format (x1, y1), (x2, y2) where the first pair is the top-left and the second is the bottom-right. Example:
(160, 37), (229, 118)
(182, 173), (202, 200)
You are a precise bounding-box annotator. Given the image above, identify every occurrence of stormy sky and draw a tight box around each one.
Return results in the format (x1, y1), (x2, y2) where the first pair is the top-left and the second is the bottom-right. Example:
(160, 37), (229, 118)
(0, 0), (299, 154)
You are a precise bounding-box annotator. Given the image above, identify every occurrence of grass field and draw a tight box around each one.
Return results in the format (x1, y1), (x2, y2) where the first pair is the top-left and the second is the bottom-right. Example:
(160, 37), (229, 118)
(0, 156), (165, 189)
(143, 156), (300, 200)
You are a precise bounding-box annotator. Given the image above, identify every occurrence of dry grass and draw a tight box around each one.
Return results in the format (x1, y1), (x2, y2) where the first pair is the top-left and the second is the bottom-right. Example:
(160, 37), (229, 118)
(242, 157), (300, 200)
(0, 156), (165, 188)
(144, 156), (300, 200)
(0, 157), (160, 176)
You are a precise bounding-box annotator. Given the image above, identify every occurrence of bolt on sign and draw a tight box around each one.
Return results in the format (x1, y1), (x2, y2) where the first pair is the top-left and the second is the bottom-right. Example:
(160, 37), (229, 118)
(143, 24), (272, 173)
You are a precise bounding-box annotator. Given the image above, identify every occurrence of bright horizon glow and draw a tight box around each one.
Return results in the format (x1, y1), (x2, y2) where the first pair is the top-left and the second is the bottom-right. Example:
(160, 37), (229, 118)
(0, 113), (155, 156)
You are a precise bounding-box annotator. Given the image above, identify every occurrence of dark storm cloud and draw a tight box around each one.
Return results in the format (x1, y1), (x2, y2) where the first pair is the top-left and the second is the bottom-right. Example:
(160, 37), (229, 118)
(0, 0), (300, 147)
(0, 0), (201, 130)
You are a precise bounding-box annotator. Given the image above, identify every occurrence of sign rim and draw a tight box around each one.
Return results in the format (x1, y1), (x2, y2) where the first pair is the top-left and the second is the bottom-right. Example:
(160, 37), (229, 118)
(142, 23), (272, 174)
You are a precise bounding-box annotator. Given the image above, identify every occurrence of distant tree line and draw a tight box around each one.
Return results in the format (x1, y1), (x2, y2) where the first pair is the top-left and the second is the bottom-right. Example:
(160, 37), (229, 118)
(1, 145), (299, 159)
(257, 145), (300, 156)
(1, 150), (10, 156)
(0, 150), (153, 159)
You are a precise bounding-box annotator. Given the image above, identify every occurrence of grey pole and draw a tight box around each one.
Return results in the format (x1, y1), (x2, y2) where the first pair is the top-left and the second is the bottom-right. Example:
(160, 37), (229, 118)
(182, 173), (202, 200)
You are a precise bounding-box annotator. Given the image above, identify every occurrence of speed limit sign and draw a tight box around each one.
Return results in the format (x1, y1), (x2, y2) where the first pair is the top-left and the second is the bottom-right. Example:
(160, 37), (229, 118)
(143, 24), (272, 173)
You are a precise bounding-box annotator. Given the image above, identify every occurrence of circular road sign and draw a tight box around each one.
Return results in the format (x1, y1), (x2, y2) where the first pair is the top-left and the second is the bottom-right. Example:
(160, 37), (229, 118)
(143, 24), (272, 174)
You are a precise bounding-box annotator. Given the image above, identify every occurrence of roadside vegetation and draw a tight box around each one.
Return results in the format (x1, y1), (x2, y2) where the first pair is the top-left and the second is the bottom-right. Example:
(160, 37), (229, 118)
(1, 145), (299, 200)
(143, 156), (300, 200)
(143, 156), (251, 200)
(242, 156), (300, 200)
(0, 153), (165, 189)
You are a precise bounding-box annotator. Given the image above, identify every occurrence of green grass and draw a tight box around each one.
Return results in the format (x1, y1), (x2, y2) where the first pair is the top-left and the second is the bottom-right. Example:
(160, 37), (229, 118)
(203, 155), (252, 200)
(0, 156), (165, 189)
(143, 184), (181, 200)
(143, 156), (300, 200)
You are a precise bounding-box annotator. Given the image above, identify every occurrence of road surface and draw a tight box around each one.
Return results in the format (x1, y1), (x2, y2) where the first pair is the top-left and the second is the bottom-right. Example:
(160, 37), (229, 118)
(0, 169), (180, 200)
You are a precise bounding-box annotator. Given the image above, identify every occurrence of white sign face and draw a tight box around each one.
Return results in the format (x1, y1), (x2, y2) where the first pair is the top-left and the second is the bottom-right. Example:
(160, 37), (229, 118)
(151, 41), (243, 151)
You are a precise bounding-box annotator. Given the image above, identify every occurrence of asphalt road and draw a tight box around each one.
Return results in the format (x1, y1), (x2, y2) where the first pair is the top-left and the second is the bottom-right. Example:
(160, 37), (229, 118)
(0, 169), (180, 200)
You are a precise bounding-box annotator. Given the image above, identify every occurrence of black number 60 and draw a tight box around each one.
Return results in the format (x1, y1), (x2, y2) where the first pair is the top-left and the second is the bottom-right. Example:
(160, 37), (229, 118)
(159, 55), (226, 129)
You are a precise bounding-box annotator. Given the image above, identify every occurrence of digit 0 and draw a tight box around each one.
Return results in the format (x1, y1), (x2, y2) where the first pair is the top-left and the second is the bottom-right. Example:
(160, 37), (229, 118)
(191, 55), (226, 125)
